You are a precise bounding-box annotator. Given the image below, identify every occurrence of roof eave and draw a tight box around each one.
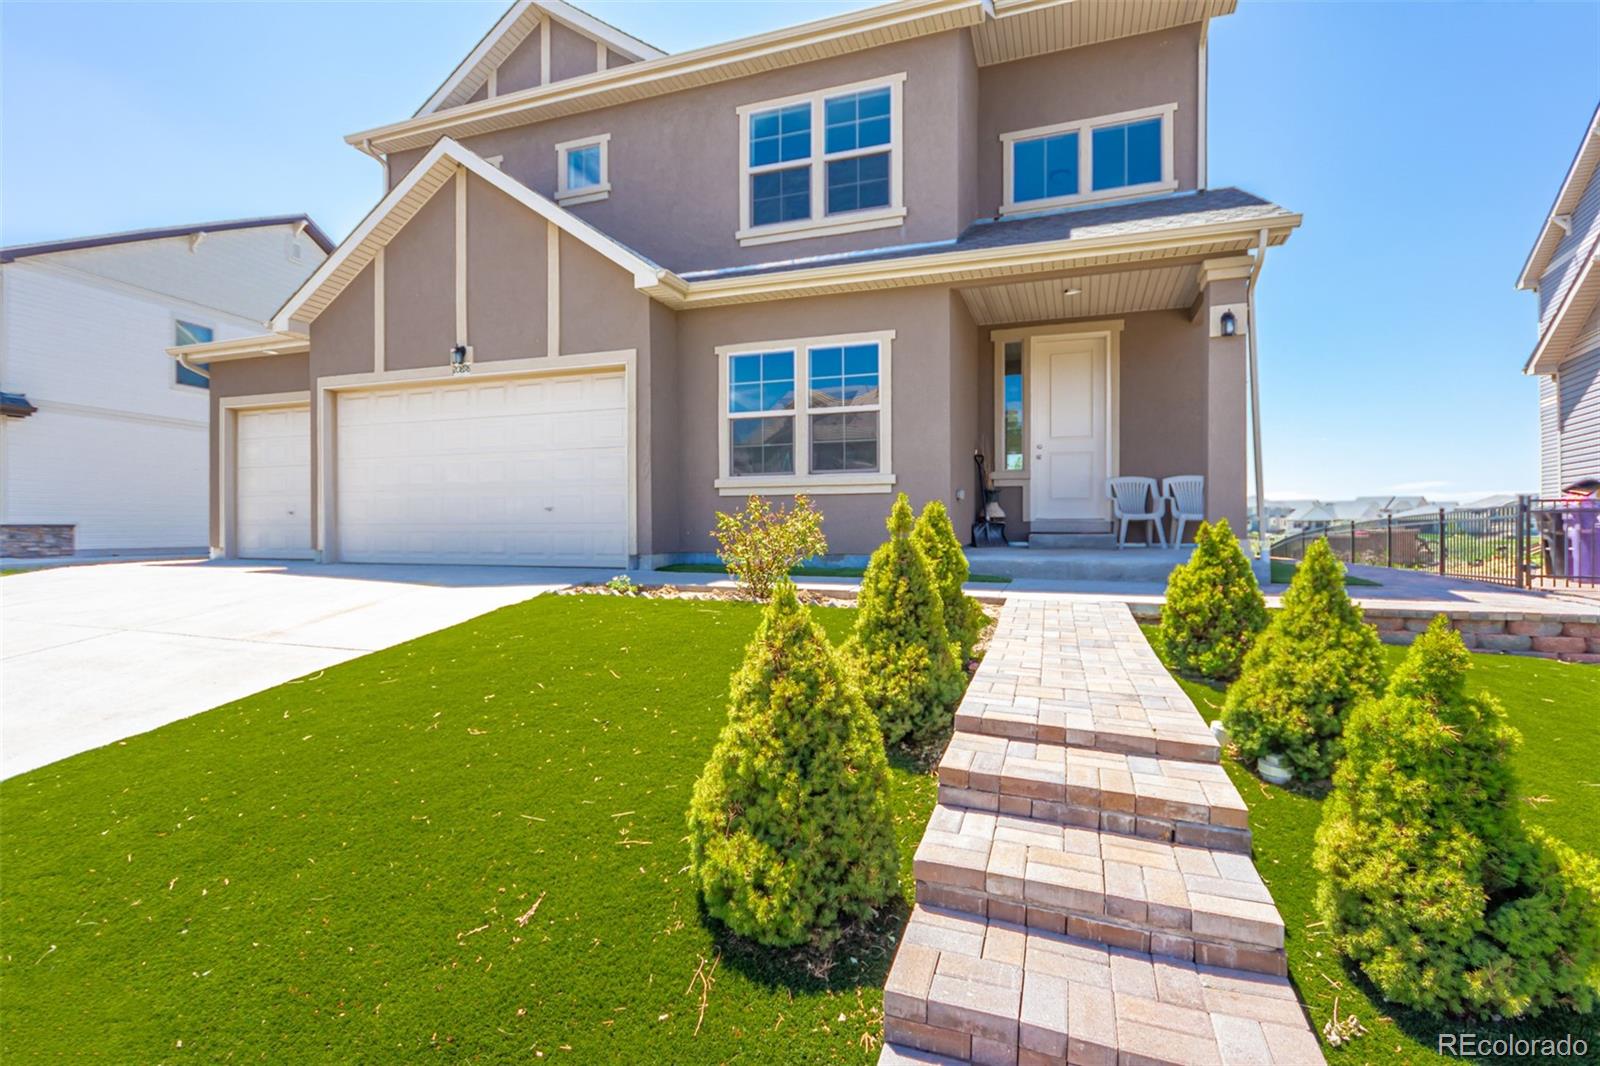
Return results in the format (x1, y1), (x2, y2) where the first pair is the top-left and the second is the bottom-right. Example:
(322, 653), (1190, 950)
(1524, 248), (1599, 375)
(1517, 102), (1600, 290)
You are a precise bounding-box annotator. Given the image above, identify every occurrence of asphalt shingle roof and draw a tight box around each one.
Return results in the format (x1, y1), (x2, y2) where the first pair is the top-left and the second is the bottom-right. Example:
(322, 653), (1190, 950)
(679, 187), (1294, 281)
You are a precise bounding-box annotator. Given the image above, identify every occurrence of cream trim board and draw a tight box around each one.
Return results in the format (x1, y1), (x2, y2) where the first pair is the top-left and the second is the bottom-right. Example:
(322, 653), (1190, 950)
(539, 13), (552, 85)
(373, 248), (386, 373)
(715, 328), (895, 494)
(313, 351), (639, 562)
(555, 133), (611, 203)
(999, 103), (1179, 216)
(547, 221), (561, 357)
(455, 168), (468, 343)
(736, 73), (906, 247)
(217, 393), (313, 560)
(986, 322), (1122, 503)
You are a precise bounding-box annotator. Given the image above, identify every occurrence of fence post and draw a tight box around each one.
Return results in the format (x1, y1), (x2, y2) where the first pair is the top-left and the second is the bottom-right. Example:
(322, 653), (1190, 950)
(1349, 520), (1356, 564)
(1386, 515), (1393, 568)
(1516, 495), (1529, 589)
(1438, 507), (1447, 577)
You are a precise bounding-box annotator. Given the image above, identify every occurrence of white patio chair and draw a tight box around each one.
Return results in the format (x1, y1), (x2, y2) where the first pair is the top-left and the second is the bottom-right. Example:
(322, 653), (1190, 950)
(1107, 476), (1166, 549)
(1162, 475), (1206, 545)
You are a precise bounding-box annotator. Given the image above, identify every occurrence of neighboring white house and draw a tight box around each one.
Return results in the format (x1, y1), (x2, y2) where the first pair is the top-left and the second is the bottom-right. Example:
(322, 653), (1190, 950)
(0, 217), (331, 555)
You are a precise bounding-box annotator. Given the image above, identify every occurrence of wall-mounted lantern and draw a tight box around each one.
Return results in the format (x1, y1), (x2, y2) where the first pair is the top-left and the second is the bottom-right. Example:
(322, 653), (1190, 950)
(1219, 310), (1237, 337)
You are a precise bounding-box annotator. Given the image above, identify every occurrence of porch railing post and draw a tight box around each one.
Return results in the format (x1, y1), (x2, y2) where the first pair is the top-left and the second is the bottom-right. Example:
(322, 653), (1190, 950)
(1438, 507), (1447, 577)
(1516, 495), (1529, 589)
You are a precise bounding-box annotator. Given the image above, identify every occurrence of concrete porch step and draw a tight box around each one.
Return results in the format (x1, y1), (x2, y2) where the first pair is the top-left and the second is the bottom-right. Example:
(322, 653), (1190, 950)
(912, 804), (1287, 976)
(880, 905), (1322, 1066)
(937, 732), (1252, 853)
(1026, 532), (1119, 550)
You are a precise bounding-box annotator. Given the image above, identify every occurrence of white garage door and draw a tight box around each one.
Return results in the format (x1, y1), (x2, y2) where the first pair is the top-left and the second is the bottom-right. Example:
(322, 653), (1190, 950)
(334, 372), (628, 566)
(235, 407), (313, 559)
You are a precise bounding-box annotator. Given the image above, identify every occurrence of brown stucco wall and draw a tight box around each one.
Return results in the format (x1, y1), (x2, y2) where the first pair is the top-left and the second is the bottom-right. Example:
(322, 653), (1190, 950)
(668, 285), (964, 556)
(384, 190), (457, 372)
(975, 24), (1201, 219)
(1204, 278), (1249, 530)
(389, 31), (977, 274)
(549, 18), (599, 83)
(497, 25), (543, 96)
(466, 173), (548, 359)
(646, 300), (681, 556)
(948, 292), (982, 538)
(205, 354), (312, 548)
(559, 232), (647, 355)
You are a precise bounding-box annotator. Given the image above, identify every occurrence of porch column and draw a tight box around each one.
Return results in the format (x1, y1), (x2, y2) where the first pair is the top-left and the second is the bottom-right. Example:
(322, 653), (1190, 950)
(1197, 258), (1253, 531)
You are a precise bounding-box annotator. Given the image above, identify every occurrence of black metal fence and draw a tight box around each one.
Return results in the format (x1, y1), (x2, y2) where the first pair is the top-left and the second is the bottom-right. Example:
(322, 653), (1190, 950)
(1269, 496), (1600, 589)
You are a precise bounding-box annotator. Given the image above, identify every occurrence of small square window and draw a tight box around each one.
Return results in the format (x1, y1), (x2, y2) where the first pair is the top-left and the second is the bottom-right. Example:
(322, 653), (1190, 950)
(556, 136), (610, 201)
(565, 145), (601, 190)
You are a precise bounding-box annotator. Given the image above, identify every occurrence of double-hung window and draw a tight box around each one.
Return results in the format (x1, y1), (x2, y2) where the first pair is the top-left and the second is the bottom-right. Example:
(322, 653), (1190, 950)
(717, 331), (895, 493)
(555, 133), (610, 205)
(1000, 104), (1177, 215)
(737, 75), (906, 246)
(174, 320), (212, 389)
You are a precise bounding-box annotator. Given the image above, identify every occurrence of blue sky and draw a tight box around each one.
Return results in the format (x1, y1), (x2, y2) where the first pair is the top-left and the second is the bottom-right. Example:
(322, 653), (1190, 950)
(3, 1), (1596, 501)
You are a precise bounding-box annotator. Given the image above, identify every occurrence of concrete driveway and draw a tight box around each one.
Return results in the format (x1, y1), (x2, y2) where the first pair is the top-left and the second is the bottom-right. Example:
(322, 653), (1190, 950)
(2, 559), (611, 778)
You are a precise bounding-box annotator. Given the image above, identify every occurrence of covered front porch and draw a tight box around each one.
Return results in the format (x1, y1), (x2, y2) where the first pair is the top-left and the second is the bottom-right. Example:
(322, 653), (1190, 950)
(952, 251), (1265, 575)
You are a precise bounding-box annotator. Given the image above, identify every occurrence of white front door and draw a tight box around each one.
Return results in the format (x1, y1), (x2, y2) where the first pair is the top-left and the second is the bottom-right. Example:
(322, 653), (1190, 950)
(332, 372), (629, 567)
(235, 407), (313, 559)
(1028, 334), (1110, 522)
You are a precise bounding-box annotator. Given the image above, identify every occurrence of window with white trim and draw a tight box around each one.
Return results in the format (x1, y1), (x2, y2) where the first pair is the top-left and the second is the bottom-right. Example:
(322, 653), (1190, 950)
(1000, 104), (1177, 215)
(737, 75), (906, 246)
(555, 134), (610, 205)
(717, 331), (894, 492)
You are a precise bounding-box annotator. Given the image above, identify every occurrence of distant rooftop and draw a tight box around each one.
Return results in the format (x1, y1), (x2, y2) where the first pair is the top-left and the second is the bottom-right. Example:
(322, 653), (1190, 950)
(1, 215), (336, 264)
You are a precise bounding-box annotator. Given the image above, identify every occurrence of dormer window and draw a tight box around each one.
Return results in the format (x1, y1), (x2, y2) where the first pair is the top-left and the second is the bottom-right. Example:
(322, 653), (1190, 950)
(555, 134), (610, 205)
(1000, 103), (1177, 215)
(737, 74), (907, 247)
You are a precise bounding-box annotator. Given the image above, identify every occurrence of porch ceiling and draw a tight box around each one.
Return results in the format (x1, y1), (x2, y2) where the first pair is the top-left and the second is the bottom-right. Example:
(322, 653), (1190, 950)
(957, 263), (1199, 326)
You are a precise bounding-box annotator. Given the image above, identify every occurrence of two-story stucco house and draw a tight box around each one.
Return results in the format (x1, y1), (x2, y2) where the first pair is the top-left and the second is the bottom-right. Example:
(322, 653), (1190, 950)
(177, 0), (1300, 568)
(1, 217), (331, 557)
(1521, 102), (1600, 496)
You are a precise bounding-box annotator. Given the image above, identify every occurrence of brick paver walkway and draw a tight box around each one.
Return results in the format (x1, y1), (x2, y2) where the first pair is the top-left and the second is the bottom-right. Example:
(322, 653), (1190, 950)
(880, 599), (1325, 1065)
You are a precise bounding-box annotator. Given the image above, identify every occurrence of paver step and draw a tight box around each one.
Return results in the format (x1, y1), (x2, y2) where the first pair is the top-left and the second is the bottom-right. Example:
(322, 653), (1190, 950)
(880, 905), (1324, 1066)
(954, 602), (1219, 762)
(937, 731), (1252, 853)
(912, 805), (1286, 976)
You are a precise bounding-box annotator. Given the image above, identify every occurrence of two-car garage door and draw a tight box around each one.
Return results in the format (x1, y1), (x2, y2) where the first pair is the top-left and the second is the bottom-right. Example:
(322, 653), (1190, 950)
(332, 372), (628, 567)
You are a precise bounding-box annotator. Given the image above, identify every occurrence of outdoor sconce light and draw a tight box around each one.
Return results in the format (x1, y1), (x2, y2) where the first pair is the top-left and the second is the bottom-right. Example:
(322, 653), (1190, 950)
(1219, 310), (1238, 337)
(450, 344), (468, 367)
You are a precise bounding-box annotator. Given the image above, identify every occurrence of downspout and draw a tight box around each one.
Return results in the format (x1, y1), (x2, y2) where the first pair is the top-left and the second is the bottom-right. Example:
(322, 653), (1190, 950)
(1247, 228), (1268, 559)
(176, 352), (210, 382)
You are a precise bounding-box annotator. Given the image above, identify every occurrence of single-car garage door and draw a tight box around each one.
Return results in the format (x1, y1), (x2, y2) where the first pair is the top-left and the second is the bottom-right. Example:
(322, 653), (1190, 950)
(334, 372), (628, 566)
(235, 406), (313, 559)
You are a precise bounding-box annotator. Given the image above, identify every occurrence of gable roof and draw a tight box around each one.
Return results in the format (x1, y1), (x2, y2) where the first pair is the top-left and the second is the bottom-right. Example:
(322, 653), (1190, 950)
(1518, 101), (1600, 291)
(270, 137), (674, 331)
(1, 215), (334, 264)
(1525, 244), (1599, 374)
(416, 1), (665, 117)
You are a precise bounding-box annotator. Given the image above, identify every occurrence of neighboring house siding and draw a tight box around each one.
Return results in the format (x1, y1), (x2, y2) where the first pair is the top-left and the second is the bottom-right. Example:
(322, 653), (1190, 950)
(1538, 163), (1600, 332)
(0, 263), (257, 550)
(1558, 345), (1600, 486)
(1540, 375), (1561, 496)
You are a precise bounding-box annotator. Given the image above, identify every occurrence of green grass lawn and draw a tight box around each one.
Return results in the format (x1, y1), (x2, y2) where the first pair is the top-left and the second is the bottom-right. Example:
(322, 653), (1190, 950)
(1162, 640), (1599, 1065)
(1270, 558), (1381, 586)
(1, 596), (938, 1063)
(656, 562), (1012, 584)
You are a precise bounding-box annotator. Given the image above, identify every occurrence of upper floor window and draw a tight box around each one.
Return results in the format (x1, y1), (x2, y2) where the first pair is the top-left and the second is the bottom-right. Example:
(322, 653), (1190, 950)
(1000, 103), (1177, 216)
(737, 74), (906, 247)
(715, 330), (895, 493)
(556, 133), (610, 205)
(174, 320), (212, 389)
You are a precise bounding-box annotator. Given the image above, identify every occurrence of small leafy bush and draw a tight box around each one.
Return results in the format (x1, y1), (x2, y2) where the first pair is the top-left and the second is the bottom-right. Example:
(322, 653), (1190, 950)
(911, 499), (986, 662)
(1315, 618), (1600, 1018)
(1156, 518), (1266, 681)
(845, 494), (965, 746)
(604, 574), (639, 595)
(711, 495), (827, 600)
(1222, 538), (1385, 781)
(686, 581), (899, 948)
